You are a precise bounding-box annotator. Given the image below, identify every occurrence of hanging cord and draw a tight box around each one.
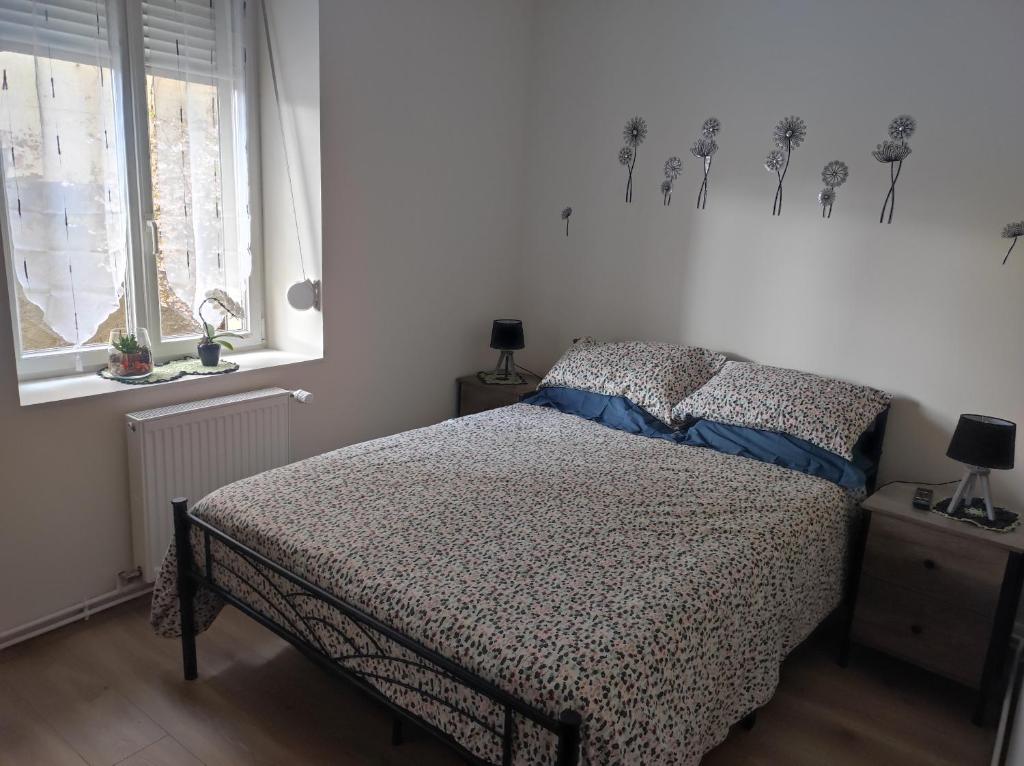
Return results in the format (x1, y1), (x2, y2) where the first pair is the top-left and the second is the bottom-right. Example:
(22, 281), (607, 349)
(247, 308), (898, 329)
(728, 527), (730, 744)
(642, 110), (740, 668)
(259, 0), (307, 281)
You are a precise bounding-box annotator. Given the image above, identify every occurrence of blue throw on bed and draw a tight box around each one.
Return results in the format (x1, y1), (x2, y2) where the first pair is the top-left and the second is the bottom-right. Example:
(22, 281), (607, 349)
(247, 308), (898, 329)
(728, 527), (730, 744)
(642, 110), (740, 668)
(522, 386), (868, 490)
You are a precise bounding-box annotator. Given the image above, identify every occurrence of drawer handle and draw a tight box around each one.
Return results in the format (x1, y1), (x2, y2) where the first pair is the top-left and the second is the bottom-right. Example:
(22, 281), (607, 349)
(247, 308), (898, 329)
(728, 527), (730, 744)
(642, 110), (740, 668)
(923, 559), (936, 570)
(910, 624), (923, 635)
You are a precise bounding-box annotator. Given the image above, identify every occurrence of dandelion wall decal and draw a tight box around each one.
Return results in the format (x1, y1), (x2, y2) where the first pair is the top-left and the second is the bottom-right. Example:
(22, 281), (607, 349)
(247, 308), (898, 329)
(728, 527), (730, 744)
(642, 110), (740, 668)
(873, 114), (915, 224)
(818, 160), (848, 218)
(821, 160), (849, 189)
(1002, 221), (1024, 264)
(690, 117), (720, 209)
(661, 180), (673, 206)
(662, 156), (682, 206)
(818, 188), (837, 218)
(664, 156), (683, 181)
(561, 206), (573, 237)
(619, 116), (647, 203)
(765, 116), (806, 215)
(764, 150), (784, 173)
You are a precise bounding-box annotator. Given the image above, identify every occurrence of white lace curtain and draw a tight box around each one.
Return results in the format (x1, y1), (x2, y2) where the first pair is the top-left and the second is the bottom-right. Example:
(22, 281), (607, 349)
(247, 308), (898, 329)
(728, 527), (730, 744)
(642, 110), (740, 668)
(0, 0), (251, 351)
(142, 0), (250, 335)
(0, 0), (128, 348)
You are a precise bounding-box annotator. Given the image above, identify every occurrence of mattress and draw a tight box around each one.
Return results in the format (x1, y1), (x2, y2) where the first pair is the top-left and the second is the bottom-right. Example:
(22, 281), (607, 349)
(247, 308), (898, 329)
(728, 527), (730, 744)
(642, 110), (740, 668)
(151, 402), (855, 765)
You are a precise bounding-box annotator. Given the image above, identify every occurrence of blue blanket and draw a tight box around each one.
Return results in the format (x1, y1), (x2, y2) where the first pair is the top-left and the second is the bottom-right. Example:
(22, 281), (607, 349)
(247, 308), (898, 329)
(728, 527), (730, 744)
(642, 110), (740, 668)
(522, 386), (868, 490)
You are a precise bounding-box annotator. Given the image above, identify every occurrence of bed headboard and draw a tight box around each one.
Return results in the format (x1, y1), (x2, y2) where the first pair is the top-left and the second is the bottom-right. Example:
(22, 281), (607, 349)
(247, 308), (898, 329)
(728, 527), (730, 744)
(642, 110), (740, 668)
(859, 407), (890, 494)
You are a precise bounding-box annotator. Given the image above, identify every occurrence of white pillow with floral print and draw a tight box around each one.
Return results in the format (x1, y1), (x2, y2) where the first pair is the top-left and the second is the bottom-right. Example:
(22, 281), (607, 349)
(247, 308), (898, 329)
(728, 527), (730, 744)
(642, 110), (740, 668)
(539, 340), (726, 425)
(672, 361), (891, 460)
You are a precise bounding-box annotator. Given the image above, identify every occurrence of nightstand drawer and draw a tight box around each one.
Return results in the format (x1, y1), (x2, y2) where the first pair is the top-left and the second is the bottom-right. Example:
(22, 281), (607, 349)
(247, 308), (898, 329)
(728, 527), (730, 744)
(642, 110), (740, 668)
(459, 384), (517, 416)
(862, 514), (1004, 614)
(853, 575), (989, 687)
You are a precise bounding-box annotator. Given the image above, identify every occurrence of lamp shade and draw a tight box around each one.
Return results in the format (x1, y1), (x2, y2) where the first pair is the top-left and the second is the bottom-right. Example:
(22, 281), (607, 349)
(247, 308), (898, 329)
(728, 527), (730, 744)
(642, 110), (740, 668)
(490, 319), (525, 350)
(946, 414), (1016, 470)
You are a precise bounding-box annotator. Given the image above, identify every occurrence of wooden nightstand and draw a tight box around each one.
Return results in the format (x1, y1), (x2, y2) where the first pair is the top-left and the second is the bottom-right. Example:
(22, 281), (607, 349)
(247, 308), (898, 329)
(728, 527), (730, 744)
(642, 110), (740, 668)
(842, 482), (1024, 724)
(456, 372), (541, 417)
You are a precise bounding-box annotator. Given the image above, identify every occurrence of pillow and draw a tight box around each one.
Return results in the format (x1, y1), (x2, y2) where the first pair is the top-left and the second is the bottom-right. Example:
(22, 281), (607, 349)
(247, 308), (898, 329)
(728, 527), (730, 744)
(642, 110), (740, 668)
(672, 361), (891, 460)
(539, 340), (725, 425)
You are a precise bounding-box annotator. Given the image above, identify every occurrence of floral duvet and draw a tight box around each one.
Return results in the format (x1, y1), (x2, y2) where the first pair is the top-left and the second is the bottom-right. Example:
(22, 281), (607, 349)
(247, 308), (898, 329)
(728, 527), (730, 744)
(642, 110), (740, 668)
(151, 403), (855, 765)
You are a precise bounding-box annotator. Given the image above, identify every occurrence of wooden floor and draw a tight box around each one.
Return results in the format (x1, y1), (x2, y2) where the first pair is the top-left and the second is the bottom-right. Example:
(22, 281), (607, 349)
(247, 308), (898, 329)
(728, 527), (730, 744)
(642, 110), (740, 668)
(0, 598), (995, 766)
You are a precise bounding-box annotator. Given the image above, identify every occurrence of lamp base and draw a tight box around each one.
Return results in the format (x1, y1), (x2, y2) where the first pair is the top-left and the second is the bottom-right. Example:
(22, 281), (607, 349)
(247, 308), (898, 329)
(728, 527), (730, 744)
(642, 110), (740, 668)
(479, 350), (524, 385)
(945, 466), (998, 521)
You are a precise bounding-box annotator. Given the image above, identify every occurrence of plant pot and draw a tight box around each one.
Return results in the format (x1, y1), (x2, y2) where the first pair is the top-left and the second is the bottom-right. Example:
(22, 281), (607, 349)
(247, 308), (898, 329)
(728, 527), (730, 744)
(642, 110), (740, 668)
(108, 328), (153, 378)
(197, 342), (221, 367)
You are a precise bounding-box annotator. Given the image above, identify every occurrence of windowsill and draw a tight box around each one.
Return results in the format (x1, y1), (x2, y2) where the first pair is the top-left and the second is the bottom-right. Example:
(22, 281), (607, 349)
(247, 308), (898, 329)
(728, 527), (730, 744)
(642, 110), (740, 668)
(17, 348), (322, 407)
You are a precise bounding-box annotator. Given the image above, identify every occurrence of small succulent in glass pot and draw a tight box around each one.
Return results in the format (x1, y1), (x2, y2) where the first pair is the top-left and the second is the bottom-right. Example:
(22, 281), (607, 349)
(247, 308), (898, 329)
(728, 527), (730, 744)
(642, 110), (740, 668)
(108, 328), (153, 378)
(196, 289), (244, 367)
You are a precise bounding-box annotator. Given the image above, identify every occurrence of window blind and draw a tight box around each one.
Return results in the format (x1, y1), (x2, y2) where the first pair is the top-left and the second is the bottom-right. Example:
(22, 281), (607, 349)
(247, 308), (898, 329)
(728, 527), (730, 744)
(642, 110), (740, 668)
(0, 0), (111, 64)
(142, 0), (217, 81)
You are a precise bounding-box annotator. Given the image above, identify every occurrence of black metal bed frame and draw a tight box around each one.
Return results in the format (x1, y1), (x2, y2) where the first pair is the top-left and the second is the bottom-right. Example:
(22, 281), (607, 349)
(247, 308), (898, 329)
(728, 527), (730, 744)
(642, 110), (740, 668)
(171, 498), (583, 766)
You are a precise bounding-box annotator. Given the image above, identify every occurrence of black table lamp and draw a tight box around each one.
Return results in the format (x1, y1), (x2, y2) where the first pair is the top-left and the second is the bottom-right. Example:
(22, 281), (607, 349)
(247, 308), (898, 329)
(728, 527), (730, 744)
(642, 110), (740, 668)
(945, 414), (1016, 521)
(481, 319), (525, 385)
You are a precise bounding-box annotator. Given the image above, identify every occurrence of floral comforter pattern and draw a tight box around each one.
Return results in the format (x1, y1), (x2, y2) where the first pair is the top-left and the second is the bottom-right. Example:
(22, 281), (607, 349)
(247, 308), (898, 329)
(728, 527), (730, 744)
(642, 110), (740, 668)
(151, 403), (854, 765)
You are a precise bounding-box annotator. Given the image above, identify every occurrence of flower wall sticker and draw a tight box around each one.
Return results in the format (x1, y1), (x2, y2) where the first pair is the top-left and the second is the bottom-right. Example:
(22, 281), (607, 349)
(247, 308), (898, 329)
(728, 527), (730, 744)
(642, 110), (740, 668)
(662, 156), (682, 206)
(765, 115), (806, 216)
(1003, 221), (1024, 264)
(872, 114), (915, 224)
(619, 116), (647, 203)
(818, 160), (849, 218)
(818, 188), (837, 216)
(561, 206), (573, 237)
(690, 117), (720, 210)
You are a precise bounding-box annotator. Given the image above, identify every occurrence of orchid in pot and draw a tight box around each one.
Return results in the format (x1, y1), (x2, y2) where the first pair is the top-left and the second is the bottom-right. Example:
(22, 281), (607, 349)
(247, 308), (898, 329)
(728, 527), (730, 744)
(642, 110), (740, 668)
(196, 289), (244, 366)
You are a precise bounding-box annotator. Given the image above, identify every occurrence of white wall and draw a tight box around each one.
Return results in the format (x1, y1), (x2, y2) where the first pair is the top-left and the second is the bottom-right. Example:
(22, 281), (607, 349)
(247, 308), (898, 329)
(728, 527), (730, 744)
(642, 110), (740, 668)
(260, 0), (323, 357)
(0, 0), (534, 634)
(517, 0), (1024, 506)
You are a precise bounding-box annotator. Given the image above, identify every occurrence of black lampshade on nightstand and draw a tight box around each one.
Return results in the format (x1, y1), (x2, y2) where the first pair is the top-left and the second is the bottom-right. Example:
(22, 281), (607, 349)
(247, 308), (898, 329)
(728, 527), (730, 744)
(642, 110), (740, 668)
(481, 319), (525, 385)
(944, 414), (1016, 521)
(490, 319), (525, 352)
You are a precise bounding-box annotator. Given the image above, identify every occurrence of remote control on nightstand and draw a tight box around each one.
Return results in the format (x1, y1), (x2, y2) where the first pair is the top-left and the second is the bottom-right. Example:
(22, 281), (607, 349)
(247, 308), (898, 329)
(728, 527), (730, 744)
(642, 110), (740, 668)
(912, 487), (934, 510)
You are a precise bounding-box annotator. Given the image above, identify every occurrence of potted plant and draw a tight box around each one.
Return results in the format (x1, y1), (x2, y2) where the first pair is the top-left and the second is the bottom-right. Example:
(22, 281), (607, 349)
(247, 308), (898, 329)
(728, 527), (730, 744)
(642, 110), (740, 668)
(196, 289), (244, 367)
(108, 329), (153, 378)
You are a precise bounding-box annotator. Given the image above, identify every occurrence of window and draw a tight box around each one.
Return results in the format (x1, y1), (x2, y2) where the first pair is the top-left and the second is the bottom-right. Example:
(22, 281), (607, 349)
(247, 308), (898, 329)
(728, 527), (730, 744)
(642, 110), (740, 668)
(0, 0), (261, 380)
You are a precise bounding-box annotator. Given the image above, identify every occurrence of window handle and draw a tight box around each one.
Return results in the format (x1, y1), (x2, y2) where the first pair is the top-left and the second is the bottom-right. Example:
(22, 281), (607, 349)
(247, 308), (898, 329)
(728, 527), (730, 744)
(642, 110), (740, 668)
(147, 219), (160, 255)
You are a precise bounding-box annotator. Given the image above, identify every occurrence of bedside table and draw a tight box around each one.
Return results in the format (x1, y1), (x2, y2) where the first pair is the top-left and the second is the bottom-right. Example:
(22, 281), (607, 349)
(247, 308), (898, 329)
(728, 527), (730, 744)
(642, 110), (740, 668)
(842, 482), (1024, 725)
(456, 372), (541, 417)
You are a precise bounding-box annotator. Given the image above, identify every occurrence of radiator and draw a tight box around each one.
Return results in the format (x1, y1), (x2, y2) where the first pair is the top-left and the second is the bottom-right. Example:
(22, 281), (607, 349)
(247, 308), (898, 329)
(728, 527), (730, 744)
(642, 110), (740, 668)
(127, 387), (306, 581)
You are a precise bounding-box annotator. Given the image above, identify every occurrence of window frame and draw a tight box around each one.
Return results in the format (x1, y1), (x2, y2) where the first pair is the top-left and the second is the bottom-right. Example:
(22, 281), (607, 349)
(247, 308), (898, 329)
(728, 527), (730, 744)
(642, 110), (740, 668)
(0, 0), (264, 382)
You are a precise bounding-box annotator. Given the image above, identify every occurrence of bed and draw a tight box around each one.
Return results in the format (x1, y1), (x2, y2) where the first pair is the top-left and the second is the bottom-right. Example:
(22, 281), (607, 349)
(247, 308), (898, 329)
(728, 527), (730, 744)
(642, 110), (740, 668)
(151, 398), (884, 765)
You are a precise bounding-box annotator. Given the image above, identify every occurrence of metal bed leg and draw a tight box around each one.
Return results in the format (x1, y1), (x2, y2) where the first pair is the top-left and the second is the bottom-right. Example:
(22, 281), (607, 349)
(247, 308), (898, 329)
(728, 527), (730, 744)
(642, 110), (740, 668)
(839, 508), (872, 668)
(172, 497), (198, 681)
(556, 710), (582, 766)
(741, 710), (757, 730)
(974, 551), (1024, 726)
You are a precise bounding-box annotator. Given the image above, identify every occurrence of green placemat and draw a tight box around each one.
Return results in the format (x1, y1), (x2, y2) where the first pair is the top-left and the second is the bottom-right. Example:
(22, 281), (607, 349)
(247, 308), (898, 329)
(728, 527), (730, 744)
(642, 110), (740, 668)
(98, 357), (239, 385)
(172, 358), (240, 375)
